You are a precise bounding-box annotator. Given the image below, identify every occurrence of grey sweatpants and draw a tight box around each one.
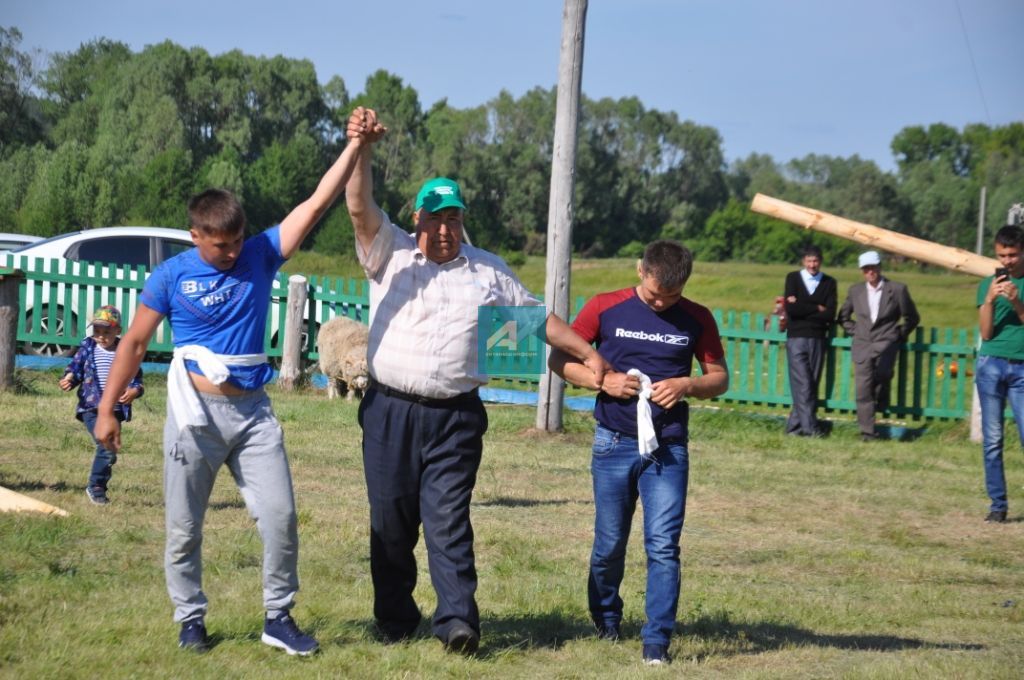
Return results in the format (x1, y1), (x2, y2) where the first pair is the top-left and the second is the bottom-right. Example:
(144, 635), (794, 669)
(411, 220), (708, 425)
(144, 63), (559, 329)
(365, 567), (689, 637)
(163, 389), (299, 623)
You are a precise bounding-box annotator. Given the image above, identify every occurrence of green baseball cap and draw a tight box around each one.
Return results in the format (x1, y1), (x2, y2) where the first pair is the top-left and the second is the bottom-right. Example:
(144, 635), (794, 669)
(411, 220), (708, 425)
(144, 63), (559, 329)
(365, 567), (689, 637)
(414, 177), (466, 213)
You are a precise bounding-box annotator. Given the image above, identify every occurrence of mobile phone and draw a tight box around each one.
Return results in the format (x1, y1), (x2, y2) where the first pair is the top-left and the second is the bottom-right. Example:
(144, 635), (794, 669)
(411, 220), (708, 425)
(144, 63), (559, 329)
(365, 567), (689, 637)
(995, 267), (1009, 280)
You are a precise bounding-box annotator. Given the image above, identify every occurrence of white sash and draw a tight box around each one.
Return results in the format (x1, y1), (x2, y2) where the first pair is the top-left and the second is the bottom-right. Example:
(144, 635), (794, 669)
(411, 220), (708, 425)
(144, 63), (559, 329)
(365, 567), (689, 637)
(168, 345), (267, 431)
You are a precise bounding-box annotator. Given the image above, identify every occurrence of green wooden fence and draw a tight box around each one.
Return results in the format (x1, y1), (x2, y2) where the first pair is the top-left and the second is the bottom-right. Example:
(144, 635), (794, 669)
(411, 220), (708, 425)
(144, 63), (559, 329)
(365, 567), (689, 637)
(1, 256), (978, 420)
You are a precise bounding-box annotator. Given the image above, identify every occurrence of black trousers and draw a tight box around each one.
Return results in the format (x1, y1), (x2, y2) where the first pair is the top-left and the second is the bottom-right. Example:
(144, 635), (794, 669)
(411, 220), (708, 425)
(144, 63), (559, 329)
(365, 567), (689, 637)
(358, 384), (488, 640)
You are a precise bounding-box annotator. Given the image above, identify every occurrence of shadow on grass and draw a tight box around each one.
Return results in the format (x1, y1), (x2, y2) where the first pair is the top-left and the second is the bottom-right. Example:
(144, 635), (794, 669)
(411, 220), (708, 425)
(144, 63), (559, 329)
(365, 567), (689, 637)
(477, 613), (596, 653)
(0, 475), (68, 492)
(475, 497), (578, 508)
(876, 423), (928, 442)
(209, 498), (247, 510)
(319, 614), (599, 654)
(685, 612), (984, 656)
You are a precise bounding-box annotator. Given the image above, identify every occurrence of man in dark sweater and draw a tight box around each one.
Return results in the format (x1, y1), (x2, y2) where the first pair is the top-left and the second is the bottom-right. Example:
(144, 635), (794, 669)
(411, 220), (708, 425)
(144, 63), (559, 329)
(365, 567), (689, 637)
(783, 246), (838, 436)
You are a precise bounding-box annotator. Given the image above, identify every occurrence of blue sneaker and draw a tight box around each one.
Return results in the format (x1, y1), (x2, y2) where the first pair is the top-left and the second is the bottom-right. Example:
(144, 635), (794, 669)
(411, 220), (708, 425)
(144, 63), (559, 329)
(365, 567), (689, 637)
(642, 643), (669, 665)
(86, 486), (109, 505)
(262, 612), (319, 656)
(179, 618), (210, 652)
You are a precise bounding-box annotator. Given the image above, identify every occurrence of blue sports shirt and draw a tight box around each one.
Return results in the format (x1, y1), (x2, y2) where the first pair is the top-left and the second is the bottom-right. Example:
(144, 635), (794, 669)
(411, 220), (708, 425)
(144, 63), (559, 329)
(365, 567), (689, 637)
(140, 226), (285, 390)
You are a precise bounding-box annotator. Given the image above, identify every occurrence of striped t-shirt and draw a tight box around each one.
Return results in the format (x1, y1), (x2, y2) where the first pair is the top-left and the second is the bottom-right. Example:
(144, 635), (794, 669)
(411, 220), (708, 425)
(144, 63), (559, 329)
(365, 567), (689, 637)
(93, 344), (116, 394)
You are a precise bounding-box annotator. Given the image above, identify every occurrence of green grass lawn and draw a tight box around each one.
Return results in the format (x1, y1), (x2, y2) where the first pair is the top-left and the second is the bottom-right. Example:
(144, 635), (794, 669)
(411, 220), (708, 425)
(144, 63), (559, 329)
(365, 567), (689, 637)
(288, 253), (980, 330)
(1, 373), (1022, 678)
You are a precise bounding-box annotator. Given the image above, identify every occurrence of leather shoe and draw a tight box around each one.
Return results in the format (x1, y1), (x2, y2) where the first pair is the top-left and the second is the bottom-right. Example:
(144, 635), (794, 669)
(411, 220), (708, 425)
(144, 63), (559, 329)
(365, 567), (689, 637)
(985, 510), (1007, 523)
(444, 622), (479, 655)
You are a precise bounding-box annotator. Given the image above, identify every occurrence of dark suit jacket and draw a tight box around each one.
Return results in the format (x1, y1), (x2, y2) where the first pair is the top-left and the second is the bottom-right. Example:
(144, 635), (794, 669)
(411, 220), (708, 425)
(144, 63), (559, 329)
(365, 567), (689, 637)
(784, 271), (837, 339)
(838, 277), (920, 363)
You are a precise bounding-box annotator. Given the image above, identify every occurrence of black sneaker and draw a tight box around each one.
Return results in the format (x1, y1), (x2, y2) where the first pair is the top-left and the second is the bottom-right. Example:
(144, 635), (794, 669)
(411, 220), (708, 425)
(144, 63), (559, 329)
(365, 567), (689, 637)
(179, 618), (210, 652)
(595, 623), (621, 641)
(444, 621), (479, 655)
(642, 643), (670, 665)
(985, 510), (1008, 523)
(85, 486), (109, 505)
(262, 612), (319, 656)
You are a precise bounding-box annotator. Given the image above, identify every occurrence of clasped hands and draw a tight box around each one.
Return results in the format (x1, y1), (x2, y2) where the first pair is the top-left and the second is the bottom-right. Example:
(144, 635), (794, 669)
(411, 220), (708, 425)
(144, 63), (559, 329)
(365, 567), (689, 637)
(588, 358), (687, 409)
(347, 106), (387, 143)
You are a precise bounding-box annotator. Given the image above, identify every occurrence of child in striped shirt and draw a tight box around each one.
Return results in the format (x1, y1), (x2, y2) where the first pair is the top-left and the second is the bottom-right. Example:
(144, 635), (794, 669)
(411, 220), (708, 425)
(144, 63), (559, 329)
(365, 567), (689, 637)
(59, 305), (144, 505)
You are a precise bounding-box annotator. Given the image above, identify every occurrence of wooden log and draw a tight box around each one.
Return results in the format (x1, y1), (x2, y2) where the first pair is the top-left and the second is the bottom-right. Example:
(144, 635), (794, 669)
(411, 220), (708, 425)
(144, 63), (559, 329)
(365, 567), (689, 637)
(0, 486), (69, 517)
(0, 270), (24, 391)
(750, 193), (1001, 278)
(278, 274), (308, 391)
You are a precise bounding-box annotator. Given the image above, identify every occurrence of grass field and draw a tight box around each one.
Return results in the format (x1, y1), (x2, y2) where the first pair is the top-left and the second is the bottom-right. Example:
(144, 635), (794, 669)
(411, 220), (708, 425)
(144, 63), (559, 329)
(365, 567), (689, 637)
(288, 253), (981, 331)
(1, 372), (1022, 679)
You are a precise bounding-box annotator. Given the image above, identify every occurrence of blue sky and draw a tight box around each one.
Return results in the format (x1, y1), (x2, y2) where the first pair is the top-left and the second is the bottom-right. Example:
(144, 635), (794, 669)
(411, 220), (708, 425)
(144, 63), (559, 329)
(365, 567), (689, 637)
(7, 0), (1023, 172)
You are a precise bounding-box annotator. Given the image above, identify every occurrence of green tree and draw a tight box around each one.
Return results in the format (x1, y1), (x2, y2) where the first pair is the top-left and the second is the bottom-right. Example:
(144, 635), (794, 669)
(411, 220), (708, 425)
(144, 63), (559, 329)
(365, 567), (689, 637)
(0, 26), (44, 150)
(16, 141), (92, 234)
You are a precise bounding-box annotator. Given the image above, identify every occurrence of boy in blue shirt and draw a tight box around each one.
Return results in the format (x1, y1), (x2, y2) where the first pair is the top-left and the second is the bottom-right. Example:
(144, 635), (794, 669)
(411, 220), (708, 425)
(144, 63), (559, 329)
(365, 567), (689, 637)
(59, 305), (144, 505)
(94, 110), (384, 655)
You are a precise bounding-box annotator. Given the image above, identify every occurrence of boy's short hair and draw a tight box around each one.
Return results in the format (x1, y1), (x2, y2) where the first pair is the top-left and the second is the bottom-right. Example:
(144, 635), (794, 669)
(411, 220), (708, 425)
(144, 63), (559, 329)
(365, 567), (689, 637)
(994, 225), (1024, 249)
(188, 189), (246, 236)
(641, 239), (693, 291)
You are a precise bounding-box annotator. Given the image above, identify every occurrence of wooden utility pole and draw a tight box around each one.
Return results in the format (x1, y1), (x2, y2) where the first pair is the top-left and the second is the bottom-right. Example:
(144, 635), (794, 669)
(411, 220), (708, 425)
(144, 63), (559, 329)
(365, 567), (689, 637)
(975, 185), (987, 255)
(536, 0), (588, 432)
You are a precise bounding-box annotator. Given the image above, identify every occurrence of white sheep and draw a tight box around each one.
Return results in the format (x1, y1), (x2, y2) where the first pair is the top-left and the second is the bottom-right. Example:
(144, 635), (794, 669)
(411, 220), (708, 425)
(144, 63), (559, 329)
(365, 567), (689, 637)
(316, 315), (370, 400)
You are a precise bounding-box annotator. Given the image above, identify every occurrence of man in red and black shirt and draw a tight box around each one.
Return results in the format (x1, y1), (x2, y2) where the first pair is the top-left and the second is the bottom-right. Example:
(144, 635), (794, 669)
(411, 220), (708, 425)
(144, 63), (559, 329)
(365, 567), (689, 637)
(550, 240), (728, 666)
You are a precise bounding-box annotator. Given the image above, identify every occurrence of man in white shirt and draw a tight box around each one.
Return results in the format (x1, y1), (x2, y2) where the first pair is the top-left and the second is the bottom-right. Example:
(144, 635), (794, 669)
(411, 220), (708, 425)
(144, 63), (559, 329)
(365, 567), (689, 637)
(838, 251), (920, 440)
(344, 107), (608, 654)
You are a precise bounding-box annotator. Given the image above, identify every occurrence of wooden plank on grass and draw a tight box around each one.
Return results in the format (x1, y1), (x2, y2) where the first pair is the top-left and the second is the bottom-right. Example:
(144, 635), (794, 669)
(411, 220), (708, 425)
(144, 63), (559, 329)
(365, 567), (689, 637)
(0, 485), (69, 517)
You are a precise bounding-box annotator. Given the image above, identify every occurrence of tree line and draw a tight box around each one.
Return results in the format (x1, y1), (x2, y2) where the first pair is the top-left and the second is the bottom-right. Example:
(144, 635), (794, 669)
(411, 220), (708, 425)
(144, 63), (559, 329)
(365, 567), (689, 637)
(2, 28), (1022, 265)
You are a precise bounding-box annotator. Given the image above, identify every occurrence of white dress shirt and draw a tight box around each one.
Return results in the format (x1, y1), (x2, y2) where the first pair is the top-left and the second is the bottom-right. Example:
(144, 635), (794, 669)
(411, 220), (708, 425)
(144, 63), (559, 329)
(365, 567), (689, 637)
(800, 268), (822, 295)
(358, 214), (541, 398)
(866, 279), (885, 323)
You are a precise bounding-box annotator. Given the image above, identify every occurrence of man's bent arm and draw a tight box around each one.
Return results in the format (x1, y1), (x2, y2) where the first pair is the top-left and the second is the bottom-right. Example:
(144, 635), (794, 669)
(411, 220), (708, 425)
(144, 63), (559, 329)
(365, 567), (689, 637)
(548, 347), (601, 390)
(544, 313), (610, 386)
(684, 358), (729, 400)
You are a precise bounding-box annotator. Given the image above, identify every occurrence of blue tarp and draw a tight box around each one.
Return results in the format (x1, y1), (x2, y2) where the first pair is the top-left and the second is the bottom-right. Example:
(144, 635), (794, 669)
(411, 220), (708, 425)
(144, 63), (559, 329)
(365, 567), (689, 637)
(17, 355), (597, 412)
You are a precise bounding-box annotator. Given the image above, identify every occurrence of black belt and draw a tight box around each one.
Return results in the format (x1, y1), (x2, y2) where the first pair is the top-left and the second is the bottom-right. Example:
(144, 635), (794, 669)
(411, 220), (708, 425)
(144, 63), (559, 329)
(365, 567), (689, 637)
(368, 378), (479, 407)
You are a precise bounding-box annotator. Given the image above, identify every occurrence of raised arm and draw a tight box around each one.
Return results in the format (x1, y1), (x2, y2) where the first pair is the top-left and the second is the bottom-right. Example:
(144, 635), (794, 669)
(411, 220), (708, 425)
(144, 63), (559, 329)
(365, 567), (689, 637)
(345, 107), (386, 252)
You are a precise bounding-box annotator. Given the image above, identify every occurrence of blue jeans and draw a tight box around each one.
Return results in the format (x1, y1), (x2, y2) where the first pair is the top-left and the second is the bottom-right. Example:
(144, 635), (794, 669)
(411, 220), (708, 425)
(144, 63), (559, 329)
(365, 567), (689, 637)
(81, 410), (118, 490)
(975, 355), (1024, 513)
(589, 424), (689, 646)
